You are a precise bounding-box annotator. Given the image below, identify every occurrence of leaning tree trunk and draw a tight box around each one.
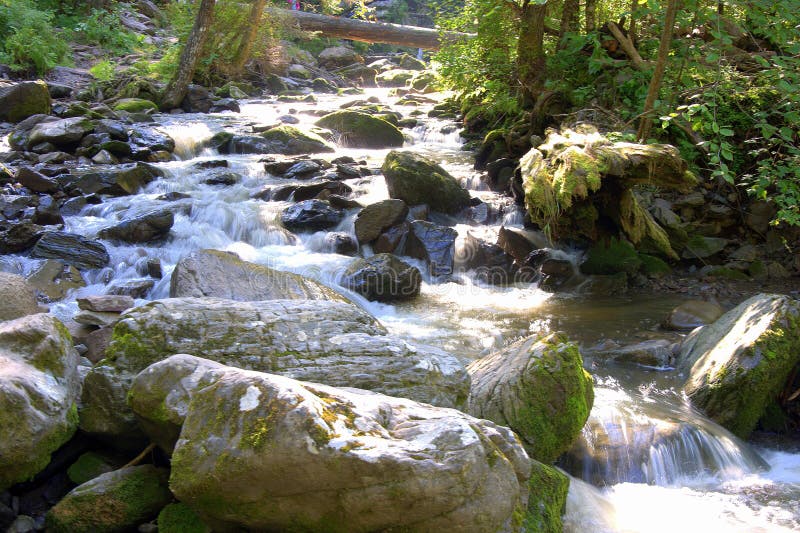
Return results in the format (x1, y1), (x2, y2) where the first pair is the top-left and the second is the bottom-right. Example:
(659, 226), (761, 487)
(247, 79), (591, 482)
(161, 0), (216, 110)
(636, 0), (678, 141)
(230, 0), (268, 75)
(517, 0), (548, 101)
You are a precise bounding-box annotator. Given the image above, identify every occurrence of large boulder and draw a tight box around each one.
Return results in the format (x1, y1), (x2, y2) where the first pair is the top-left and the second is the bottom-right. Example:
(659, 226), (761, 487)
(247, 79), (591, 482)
(169, 248), (346, 301)
(316, 110), (404, 149)
(45, 465), (172, 533)
(317, 46), (363, 70)
(679, 294), (800, 439)
(341, 253), (421, 302)
(80, 298), (469, 442)
(130, 354), (529, 532)
(98, 209), (174, 243)
(0, 272), (39, 321)
(664, 299), (726, 331)
(0, 314), (80, 491)
(66, 163), (164, 196)
(521, 127), (697, 258)
(354, 199), (408, 244)
(259, 125), (335, 154)
(467, 332), (594, 463)
(0, 81), (51, 123)
(382, 150), (471, 214)
(31, 231), (110, 270)
(404, 220), (458, 277)
(26, 117), (93, 148)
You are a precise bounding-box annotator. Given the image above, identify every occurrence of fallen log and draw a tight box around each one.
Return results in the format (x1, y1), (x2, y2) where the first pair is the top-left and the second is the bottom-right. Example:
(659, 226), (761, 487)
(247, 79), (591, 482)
(269, 7), (473, 50)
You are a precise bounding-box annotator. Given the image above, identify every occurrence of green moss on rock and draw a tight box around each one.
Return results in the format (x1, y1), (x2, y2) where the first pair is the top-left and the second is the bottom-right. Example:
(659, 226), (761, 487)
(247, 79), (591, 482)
(640, 253), (671, 276)
(316, 110), (404, 148)
(158, 503), (211, 533)
(382, 150), (470, 214)
(580, 237), (642, 275)
(113, 98), (158, 113)
(67, 451), (118, 485)
(259, 125), (334, 154)
(524, 462), (569, 533)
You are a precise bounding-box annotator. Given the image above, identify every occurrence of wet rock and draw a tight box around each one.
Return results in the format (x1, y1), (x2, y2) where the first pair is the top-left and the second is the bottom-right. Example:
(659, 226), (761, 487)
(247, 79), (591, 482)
(496, 226), (546, 263)
(580, 237), (642, 275)
(323, 232), (358, 255)
(373, 221), (410, 254)
(0, 314), (80, 491)
(280, 199), (344, 232)
(26, 259), (86, 301)
(0, 81), (51, 123)
(341, 253), (421, 301)
(202, 169), (241, 186)
(77, 295), (135, 313)
(128, 127), (175, 155)
(16, 167), (60, 193)
(94, 119), (129, 141)
(259, 125), (335, 154)
(0, 272), (39, 321)
(98, 209), (174, 243)
(181, 84), (213, 113)
(318, 46), (364, 69)
(664, 300), (726, 331)
(157, 503), (210, 533)
(130, 354), (526, 532)
(458, 232), (516, 285)
(107, 279), (154, 299)
(66, 162), (164, 196)
(8, 114), (57, 150)
(382, 151), (470, 214)
(404, 220), (457, 277)
(682, 236), (728, 259)
(74, 310), (122, 328)
(81, 298), (469, 442)
(27, 117), (93, 148)
(0, 221), (43, 254)
(32, 195), (64, 226)
(169, 248), (346, 302)
(584, 339), (676, 367)
(282, 159), (322, 179)
(354, 199), (408, 244)
(31, 231), (109, 270)
(679, 294), (800, 439)
(156, 191), (190, 202)
(91, 149), (118, 165)
(467, 332), (593, 463)
(316, 111), (404, 149)
(210, 98), (240, 113)
(376, 69), (416, 87)
(328, 194), (362, 209)
(45, 465), (172, 533)
(292, 180), (352, 201)
(114, 98), (158, 113)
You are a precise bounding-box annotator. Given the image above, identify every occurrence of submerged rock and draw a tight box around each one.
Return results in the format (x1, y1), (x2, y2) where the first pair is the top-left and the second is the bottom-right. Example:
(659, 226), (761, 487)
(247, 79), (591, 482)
(80, 298), (469, 442)
(130, 354), (528, 532)
(169, 248), (346, 302)
(382, 150), (470, 214)
(664, 300), (726, 331)
(679, 293), (800, 439)
(341, 253), (421, 302)
(316, 110), (404, 148)
(0, 314), (80, 491)
(467, 332), (594, 463)
(45, 465), (172, 533)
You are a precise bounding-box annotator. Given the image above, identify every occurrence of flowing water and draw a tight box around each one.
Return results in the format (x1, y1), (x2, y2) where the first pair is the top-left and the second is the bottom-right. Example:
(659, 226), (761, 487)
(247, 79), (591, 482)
(6, 87), (800, 531)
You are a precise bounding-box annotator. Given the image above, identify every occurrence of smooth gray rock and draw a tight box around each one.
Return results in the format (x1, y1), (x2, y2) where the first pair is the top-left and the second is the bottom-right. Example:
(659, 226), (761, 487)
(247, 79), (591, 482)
(130, 355), (528, 533)
(0, 272), (39, 321)
(27, 117), (93, 148)
(98, 209), (174, 243)
(0, 314), (80, 491)
(80, 298), (469, 442)
(0, 81), (51, 123)
(77, 295), (135, 313)
(664, 300), (726, 331)
(169, 248), (346, 302)
(280, 199), (344, 232)
(66, 163), (164, 196)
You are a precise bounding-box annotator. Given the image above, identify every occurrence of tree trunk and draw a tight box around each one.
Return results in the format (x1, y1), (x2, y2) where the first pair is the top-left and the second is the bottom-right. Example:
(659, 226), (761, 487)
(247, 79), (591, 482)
(559, 0), (579, 44)
(636, 0), (679, 141)
(230, 0), (268, 75)
(271, 7), (471, 49)
(628, 0), (637, 44)
(161, 0), (216, 110)
(517, 1), (548, 100)
(585, 0), (596, 32)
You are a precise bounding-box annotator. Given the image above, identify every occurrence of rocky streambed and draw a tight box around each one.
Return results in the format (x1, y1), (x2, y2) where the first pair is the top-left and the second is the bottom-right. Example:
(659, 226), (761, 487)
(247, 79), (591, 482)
(1, 54), (800, 532)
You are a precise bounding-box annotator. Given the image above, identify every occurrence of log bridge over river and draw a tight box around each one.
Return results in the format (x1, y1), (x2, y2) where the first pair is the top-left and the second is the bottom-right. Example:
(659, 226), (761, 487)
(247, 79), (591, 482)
(268, 7), (473, 50)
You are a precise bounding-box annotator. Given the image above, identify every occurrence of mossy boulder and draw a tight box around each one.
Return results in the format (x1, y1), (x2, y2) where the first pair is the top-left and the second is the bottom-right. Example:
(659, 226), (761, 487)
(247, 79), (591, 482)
(521, 128), (696, 258)
(679, 294), (800, 439)
(0, 80), (52, 123)
(316, 110), (404, 148)
(376, 69), (416, 87)
(467, 332), (594, 463)
(524, 462), (570, 532)
(113, 98), (158, 113)
(382, 150), (470, 214)
(158, 503), (212, 533)
(67, 452), (120, 485)
(0, 314), (80, 491)
(259, 125), (334, 154)
(132, 354), (529, 532)
(81, 298), (469, 443)
(580, 237), (642, 275)
(45, 465), (172, 533)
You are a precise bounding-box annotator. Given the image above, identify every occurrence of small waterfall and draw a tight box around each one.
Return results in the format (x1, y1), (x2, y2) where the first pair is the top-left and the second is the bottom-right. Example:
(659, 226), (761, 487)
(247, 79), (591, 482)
(561, 377), (769, 487)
